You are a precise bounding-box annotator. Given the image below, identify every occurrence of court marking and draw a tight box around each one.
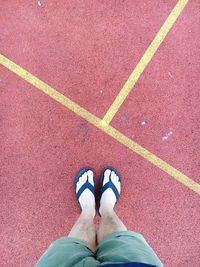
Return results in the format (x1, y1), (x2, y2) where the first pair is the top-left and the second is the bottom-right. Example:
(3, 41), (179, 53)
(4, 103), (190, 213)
(103, 0), (189, 125)
(1, 54), (200, 195)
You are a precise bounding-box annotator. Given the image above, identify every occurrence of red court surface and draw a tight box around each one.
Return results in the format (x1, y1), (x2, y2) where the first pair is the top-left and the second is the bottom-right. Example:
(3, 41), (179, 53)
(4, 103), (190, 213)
(0, 1), (200, 267)
(0, 0), (177, 117)
(112, 0), (200, 184)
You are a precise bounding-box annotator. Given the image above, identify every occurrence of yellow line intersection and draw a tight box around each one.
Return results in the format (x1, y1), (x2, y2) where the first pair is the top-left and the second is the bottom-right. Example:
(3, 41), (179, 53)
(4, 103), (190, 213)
(0, 54), (200, 195)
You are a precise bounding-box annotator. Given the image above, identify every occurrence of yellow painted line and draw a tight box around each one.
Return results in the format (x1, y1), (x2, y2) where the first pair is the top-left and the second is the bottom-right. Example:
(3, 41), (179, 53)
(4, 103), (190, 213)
(1, 54), (200, 195)
(103, 124), (200, 195)
(0, 54), (100, 127)
(103, 0), (189, 124)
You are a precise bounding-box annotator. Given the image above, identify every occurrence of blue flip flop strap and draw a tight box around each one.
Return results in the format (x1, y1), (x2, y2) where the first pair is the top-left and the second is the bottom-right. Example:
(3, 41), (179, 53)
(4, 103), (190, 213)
(102, 181), (120, 201)
(77, 180), (95, 200)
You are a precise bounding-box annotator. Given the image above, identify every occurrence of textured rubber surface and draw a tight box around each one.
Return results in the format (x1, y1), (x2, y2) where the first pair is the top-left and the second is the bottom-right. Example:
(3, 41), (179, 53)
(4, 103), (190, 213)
(0, 1), (199, 267)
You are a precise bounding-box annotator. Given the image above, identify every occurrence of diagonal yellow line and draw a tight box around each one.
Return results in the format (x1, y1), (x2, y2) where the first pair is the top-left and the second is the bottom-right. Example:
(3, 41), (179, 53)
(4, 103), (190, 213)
(103, 0), (189, 124)
(1, 54), (200, 195)
(0, 54), (99, 126)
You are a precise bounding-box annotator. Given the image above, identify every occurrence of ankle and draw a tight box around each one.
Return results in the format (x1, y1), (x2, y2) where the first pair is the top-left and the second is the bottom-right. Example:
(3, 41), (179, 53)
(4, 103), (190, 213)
(81, 206), (95, 218)
(99, 205), (115, 217)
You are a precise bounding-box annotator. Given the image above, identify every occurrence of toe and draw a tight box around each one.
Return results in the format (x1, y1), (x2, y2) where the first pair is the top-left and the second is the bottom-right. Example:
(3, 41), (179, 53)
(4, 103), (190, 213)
(79, 175), (83, 184)
(110, 171), (121, 193)
(113, 172), (119, 181)
(87, 170), (94, 186)
(76, 171), (87, 193)
(82, 172), (87, 182)
(103, 169), (111, 186)
(76, 179), (81, 193)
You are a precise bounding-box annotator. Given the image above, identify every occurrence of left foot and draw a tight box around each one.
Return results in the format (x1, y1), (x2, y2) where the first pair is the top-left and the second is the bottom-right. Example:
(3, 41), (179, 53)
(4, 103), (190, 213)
(75, 168), (96, 217)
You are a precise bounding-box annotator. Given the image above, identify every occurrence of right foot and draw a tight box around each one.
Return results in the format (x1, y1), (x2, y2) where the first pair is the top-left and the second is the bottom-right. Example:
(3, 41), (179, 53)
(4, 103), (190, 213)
(99, 168), (121, 215)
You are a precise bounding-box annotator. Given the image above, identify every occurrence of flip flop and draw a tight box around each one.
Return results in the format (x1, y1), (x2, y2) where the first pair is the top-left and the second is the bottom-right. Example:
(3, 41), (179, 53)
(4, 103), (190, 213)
(75, 167), (96, 211)
(100, 167), (121, 207)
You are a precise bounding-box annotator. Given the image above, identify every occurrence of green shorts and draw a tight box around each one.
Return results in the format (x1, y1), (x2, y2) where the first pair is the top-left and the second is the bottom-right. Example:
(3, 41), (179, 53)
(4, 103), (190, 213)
(35, 231), (163, 267)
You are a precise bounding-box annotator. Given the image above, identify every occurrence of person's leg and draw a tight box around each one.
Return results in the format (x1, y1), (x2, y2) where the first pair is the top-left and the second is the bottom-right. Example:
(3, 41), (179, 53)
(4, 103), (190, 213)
(97, 208), (127, 244)
(68, 208), (96, 252)
(97, 169), (127, 243)
(69, 169), (97, 252)
(96, 169), (164, 267)
(35, 169), (99, 267)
